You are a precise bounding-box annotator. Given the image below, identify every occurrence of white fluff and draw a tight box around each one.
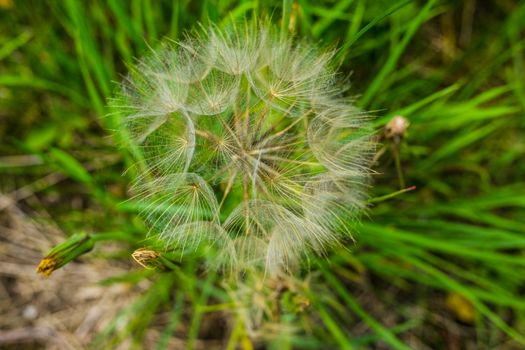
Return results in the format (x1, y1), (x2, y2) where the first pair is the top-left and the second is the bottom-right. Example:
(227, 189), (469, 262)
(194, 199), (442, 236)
(111, 20), (375, 276)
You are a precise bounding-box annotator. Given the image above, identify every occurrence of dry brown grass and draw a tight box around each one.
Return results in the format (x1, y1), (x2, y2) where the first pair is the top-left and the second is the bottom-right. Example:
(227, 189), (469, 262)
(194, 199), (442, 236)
(0, 196), (138, 349)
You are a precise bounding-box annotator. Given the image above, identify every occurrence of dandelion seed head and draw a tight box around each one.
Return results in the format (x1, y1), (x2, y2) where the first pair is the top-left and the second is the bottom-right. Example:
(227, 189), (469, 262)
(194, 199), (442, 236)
(113, 19), (375, 277)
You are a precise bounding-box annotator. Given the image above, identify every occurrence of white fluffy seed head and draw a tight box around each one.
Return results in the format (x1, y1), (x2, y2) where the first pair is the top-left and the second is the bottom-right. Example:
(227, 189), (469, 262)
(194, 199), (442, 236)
(111, 20), (375, 277)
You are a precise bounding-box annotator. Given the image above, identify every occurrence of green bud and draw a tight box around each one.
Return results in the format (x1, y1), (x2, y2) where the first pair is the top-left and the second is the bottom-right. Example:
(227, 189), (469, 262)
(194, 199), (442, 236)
(37, 232), (94, 276)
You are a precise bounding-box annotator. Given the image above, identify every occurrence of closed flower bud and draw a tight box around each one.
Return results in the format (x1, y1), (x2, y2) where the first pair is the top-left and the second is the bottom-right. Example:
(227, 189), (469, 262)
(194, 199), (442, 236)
(37, 232), (94, 277)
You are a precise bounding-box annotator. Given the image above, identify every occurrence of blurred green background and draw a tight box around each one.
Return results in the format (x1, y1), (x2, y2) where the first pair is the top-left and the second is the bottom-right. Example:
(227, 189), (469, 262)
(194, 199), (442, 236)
(1, 0), (524, 349)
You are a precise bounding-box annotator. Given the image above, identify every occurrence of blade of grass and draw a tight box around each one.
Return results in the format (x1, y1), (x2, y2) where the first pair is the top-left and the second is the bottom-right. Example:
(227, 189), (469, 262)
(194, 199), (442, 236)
(359, 0), (437, 107)
(281, 0), (293, 39)
(0, 75), (89, 107)
(311, 0), (354, 38)
(320, 266), (411, 350)
(0, 30), (32, 60)
(155, 291), (185, 350)
(336, 0), (412, 64)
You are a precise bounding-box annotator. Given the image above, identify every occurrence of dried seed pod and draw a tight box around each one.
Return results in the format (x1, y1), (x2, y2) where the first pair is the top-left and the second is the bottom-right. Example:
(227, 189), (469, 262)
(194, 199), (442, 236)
(131, 248), (161, 269)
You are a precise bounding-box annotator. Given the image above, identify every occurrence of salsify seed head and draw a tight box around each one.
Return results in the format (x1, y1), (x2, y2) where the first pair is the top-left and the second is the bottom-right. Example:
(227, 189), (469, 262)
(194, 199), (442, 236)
(112, 20), (375, 277)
